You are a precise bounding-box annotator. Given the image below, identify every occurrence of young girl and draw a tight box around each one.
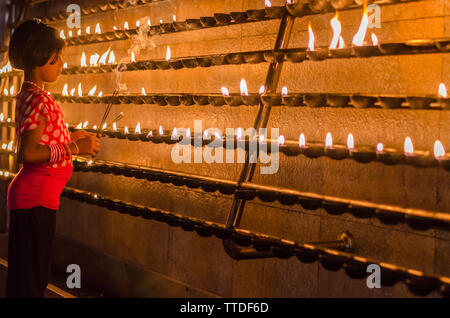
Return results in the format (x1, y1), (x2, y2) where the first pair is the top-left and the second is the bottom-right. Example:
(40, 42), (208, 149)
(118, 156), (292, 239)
(6, 18), (100, 298)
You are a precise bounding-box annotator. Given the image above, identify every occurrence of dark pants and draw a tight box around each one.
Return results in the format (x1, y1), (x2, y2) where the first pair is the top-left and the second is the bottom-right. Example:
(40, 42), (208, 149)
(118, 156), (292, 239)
(6, 206), (57, 298)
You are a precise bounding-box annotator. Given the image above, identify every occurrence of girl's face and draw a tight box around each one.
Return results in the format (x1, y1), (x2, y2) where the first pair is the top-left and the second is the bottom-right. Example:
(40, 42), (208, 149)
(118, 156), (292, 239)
(36, 49), (64, 83)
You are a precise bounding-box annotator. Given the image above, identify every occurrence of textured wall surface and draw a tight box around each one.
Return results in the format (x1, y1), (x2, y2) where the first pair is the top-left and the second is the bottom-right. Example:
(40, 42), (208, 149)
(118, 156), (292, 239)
(13, 0), (450, 297)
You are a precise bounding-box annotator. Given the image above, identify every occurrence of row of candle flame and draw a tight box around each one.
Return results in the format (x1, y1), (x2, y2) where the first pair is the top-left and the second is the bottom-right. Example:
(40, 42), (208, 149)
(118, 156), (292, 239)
(1, 80), (448, 99)
(70, 120), (450, 159)
(0, 115), (449, 159)
(57, 0), (282, 39)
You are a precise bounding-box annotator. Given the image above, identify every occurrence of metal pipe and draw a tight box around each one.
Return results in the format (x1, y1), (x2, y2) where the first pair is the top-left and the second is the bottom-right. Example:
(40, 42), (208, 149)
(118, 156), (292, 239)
(223, 11), (296, 258)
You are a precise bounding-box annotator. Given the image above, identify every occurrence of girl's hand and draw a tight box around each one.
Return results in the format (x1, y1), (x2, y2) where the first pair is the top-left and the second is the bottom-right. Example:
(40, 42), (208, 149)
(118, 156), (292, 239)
(70, 130), (97, 142)
(76, 135), (100, 157)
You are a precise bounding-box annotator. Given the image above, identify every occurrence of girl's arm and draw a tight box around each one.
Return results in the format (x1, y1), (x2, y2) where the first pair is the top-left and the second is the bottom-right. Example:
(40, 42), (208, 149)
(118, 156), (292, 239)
(18, 116), (80, 163)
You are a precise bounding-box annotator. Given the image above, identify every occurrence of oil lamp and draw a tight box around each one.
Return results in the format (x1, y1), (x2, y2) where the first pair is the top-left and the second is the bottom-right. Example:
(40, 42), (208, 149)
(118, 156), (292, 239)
(438, 83), (450, 108)
(306, 22), (328, 61)
(126, 122), (141, 141)
(300, 133), (325, 158)
(222, 86), (242, 106)
(327, 94), (350, 107)
(403, 137), (435, 167)
(352, 8), (380, 57)
(324, 132), (349, 159)
(281, 86), (302, 106)
(264, 0), (286, 19)
(376, 142), (404, 165)
(350, 94), (377, 108)
(434, 140), (450, 170)
(240, 79), (260, 105)
(230, 11), (248, 23)
(304, 93), (327, 107)
(378, 95), (404, 109)
(348, 134), (377, 163)
(156, 46), (171, 70)
(329, 12), (352, 58)
(167, 47), (183, 70)
(246, 7), (266, 21)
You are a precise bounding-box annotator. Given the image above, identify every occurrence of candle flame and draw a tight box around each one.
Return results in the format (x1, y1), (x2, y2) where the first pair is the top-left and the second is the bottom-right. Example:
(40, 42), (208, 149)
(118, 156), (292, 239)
(214, 132), (221, 139)
(124, 21), (129, 30)
(10, 86), (14, 95)
(93, 125), (97, 130)
(404, 137), (414, 154)
(352, 8), (369, 46)
(135, 20), (139, 28)
(131, 51), (136, 63)
(0, 113), (3, 121)
(159, 125), (163, 135)
(81, 52), (87, 67)
(70, 88), (75, 96)
(90, 53), (100, 66)
(108, 51), (116, 64)
(325, 132), (333, 148)
(278, 135), (285, 145)
(99, 47), (111, 65)
(299, 133), (306, 148)
(186, 128), (191, 137)
(240, 78), (249, 96)
(95, 23), (101, 34)
(165, 46), (171, 61)
(102, 123), (107, 130)
(78, 83), (82, 96)
(160, 19), (163, 24)
(83, 121), (88, 128)
(76, 122), (82, 129)
(147, 19), (151, 26)
(237, 128), (242, 139)
(88, 85), (97, 96)
(259, 134), (264, 143)
(338, 36), (345, 49)
(135, 122), (141, 134)
(371, 33), (378, 46)
(172, 127), (178, 137)
(204, 130), (209, 138)
(173, 14), (176, 22)
(265, 0), (272, 7)
(68, 30), (72, 37)
(434, 140), (445, 158)
(146, 130), (153, 138)
(439, 83), (447, 98)
(347, 133), (354, 150)
(124, 126), (129, 134)
(113, 26), (117, 31)
(330, 12), (342, 49)
(308, 22), (315, 51)
(88, 160), (93, 165)
(60, 30), (65, 39)
(77, 29), (81, 36)
(221, 87), (230, 97)
(377, 142), (384, 152)
(7, 141), (13, 151)
(259, 85), (266, 95)
(113, 122), (117, 131)
(142, 88), (146, 96)
(281, 86), (288, 97)
(62, 83), (69, 96)
(3, 89), (7, 96)
(63, 62), (67, 68)
(98, 91), (103, 97)
(86, 26), (90, 34)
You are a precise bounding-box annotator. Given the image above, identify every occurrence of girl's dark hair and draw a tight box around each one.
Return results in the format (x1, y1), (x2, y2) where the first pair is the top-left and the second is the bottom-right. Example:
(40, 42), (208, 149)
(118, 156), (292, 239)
(8, 18), (65, 71)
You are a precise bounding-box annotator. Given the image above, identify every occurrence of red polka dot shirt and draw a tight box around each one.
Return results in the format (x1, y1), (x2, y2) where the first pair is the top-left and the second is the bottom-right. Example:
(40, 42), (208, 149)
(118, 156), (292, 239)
(7, 83), (74, 211)
(15, 84), (73, 168)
